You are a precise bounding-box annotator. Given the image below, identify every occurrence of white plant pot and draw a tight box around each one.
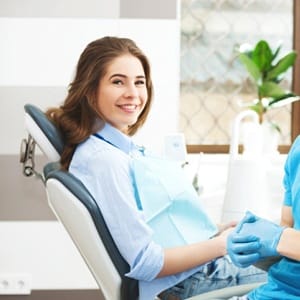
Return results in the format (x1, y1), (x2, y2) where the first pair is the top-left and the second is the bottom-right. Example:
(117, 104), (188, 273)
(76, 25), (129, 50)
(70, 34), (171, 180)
(242, 121), (280, 157)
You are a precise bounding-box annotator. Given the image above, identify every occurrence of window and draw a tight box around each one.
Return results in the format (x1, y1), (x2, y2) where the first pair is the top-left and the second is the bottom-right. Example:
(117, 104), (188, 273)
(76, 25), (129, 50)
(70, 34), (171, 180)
(180, 0), (299, 153)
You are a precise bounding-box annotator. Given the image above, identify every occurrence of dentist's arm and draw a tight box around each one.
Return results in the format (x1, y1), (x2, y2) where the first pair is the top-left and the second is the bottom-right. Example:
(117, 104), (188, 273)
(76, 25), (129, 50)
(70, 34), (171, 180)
(277, 205), (300, 261)
(277, 228), (300, 261)
(280, 205), (293, 227)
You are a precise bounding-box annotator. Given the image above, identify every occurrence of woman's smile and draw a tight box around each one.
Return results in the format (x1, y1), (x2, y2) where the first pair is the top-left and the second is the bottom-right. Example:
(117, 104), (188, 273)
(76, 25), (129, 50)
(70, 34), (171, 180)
(96, 54), (148, 132)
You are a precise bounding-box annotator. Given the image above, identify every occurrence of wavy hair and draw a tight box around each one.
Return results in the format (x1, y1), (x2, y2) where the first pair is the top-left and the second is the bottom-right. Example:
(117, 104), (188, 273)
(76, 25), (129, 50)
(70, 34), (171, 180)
(46, 36), (153, 170)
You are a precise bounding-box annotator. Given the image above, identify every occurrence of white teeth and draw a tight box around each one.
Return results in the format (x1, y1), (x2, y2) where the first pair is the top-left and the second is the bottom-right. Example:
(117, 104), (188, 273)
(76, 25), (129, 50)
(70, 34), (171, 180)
(120, 104), (136, 109)
(122, 104), (136, 108)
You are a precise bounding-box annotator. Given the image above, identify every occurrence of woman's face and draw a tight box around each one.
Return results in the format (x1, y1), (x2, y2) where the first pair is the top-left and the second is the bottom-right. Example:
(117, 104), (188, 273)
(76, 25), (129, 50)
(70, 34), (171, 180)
(96, 54), (148, 133)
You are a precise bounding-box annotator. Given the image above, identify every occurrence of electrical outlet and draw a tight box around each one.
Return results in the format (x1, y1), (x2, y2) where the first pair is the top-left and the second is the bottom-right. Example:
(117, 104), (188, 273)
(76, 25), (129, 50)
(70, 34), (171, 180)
(0, 273), (31, 295)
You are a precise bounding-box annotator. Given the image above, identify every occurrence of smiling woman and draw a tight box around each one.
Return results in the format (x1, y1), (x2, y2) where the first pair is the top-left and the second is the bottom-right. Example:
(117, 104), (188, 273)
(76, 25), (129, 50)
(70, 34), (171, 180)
(96, 54), (148, 132)
(44, 36), (266, 299)
(46, 36), (154, 170)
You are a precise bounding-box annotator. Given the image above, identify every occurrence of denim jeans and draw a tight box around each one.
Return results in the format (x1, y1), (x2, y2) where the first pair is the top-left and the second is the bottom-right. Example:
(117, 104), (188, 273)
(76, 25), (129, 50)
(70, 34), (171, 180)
(159, 256), (267, 300)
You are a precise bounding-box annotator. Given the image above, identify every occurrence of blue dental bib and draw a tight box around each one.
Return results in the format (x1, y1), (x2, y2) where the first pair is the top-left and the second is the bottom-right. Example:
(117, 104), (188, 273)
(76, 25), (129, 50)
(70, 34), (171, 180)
(131, 154), (218, 248)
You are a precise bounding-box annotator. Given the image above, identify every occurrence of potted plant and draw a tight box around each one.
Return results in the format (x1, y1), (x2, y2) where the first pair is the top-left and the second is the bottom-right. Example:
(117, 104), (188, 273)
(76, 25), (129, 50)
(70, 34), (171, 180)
(236, 40), (300, 155)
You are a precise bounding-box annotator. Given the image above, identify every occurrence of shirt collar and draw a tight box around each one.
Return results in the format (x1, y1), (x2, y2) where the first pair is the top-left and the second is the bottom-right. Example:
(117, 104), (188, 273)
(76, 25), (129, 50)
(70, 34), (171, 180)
(95, 122), (137, 155)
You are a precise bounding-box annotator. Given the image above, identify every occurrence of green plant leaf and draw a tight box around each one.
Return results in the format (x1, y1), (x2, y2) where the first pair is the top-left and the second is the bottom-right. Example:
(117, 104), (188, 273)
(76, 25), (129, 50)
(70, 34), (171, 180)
(269, 121), (281, 133)
(269, 95), (300, 108)
(266, 51), (297, 81)
(248, 103), (261, 114)
(259, 81), (285, 98)
(252, 40), (273, 72)
(272, 44), (282, 61)
(239, 53), (261, 82)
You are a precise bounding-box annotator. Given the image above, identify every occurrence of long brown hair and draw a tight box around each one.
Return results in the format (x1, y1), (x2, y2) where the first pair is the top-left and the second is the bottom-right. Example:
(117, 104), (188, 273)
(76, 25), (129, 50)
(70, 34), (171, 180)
(46, 36), (153, 170)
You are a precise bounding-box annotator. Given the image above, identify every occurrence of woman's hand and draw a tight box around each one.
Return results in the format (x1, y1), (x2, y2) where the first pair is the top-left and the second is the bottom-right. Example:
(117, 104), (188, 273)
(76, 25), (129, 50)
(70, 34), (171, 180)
(216, 220), (238, 236)
(212, 225), (237, 257)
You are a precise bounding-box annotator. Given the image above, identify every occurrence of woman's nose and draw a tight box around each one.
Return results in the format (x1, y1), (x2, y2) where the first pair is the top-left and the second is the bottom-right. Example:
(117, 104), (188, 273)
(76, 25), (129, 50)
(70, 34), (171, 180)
(124, 83), (139, 98)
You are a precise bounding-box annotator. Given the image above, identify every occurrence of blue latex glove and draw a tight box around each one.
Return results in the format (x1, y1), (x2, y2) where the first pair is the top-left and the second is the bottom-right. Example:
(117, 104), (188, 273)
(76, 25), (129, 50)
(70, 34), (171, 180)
(227, 211), (261, 267)
(238, 211), (285, 258)
(227, 233), (261, 267)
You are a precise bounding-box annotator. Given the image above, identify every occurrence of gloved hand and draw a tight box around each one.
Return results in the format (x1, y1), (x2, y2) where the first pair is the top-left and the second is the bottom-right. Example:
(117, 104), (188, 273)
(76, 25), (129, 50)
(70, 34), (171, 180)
(227, 233), (261, 268)
(227, 212), (261, 267)
(237, 211), (285, 258)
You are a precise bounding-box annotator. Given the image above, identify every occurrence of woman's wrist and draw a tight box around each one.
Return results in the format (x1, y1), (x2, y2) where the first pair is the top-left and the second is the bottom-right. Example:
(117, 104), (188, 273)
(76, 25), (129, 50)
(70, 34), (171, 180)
(213, 235), (227, 257)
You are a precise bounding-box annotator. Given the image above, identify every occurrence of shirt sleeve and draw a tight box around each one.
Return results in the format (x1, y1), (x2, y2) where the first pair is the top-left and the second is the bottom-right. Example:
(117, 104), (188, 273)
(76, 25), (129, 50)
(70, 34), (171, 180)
(283, 151), (292, 207)
(283, 135), (300, 207)
(71, 144), (164, 281)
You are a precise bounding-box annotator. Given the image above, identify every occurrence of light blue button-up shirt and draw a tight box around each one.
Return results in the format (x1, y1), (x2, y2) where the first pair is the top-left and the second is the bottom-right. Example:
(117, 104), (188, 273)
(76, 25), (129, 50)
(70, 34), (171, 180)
(69, 123), (203, 299)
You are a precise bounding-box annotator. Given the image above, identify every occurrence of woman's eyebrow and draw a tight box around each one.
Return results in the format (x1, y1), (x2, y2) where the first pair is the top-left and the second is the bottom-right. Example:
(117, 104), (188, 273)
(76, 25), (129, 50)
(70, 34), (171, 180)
(109, 74), (145, 79)
(109, 74), (126, 79)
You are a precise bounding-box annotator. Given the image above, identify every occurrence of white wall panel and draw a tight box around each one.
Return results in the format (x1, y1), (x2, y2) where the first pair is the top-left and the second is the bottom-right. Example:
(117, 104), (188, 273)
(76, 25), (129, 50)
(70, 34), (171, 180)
(0, 221), (98, 289)
(0, 18), (118, 86)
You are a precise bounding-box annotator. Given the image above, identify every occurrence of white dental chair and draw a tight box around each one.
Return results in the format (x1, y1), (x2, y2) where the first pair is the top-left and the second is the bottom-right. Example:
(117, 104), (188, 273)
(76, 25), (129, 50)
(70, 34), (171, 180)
(20, 103), (264, 300)
(20, 103), (139, 300)
(44, 162), (138, 300)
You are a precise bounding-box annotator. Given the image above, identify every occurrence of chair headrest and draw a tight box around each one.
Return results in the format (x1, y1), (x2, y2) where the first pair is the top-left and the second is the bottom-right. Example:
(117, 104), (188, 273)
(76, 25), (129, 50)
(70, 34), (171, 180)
(24, 104), (64, 160)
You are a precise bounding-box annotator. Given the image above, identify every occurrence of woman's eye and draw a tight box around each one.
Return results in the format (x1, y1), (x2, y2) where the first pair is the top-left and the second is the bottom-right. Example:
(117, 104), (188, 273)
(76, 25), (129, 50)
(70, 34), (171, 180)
(136, 80), (145, 86)
(112, 80), (123, 85)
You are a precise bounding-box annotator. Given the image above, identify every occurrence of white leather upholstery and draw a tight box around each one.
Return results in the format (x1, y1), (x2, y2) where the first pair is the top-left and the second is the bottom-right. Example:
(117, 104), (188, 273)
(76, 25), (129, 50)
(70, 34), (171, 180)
(46, 178), (121, 300)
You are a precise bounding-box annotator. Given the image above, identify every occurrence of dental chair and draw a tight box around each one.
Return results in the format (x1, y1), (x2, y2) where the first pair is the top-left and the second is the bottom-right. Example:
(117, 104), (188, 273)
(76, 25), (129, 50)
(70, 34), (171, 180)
(20, 104), (138, 300)
(20, 103), (263, 300)
(44, 162), (138, 300)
